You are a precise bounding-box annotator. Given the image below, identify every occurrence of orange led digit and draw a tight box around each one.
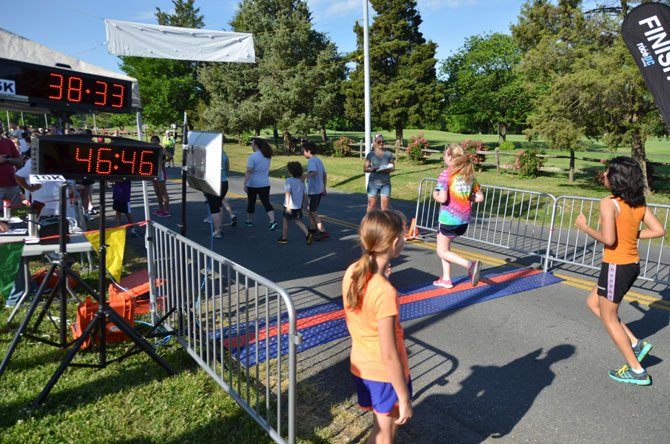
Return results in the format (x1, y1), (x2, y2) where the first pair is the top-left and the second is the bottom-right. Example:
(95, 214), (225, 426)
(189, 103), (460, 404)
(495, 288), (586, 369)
(48, 73), (64, 100)
(120, 149), (137, 174)
(94, 80), (107, 106)
(96, 147), (113, 174)
(111, 83), (125, 108)
(67, 76), (83, 102)
(139, 150), (155, 176)
(74, 146), (93, 172)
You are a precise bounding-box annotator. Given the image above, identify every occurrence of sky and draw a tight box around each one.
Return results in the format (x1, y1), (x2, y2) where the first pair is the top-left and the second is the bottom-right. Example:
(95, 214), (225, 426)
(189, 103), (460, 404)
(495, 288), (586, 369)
(1, 0), (534, 75)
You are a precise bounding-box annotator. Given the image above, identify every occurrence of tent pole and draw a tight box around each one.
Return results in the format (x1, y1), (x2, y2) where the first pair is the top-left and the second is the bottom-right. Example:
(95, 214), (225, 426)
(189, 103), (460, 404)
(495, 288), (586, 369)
(180, 111), (188, 236)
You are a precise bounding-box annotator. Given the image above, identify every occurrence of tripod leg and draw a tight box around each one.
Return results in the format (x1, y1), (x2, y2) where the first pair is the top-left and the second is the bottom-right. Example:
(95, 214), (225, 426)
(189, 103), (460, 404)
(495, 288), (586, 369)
(105, 308), (174, 375)
(33, 310), (104, 406)
(0, 278), (55, 378)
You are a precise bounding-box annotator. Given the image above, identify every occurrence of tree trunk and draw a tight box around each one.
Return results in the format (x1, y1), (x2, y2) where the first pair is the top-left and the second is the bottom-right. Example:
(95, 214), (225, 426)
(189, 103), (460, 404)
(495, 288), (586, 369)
(395, 125), (404, 150)
(498, 123), (507, 144)
(569, 148), (575, 183)
(630, 127), (651, 195)
(320, 126), (328, 142)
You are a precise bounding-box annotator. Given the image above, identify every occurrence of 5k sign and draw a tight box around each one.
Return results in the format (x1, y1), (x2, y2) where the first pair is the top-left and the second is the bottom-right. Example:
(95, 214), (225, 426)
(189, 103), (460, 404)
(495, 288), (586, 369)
(622, 3), (670, 129)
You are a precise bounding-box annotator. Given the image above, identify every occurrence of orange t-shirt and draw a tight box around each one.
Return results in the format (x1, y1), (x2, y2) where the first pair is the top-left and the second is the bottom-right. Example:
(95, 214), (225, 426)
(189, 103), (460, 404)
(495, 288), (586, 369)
(342, 264), (409, 382)
(603, 197), (645, 265)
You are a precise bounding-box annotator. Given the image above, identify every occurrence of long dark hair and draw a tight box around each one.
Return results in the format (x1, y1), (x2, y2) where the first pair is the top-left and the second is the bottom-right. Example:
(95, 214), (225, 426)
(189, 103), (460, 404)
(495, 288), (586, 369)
(252, 137), (273, 159)
(606, 157), (645, 207)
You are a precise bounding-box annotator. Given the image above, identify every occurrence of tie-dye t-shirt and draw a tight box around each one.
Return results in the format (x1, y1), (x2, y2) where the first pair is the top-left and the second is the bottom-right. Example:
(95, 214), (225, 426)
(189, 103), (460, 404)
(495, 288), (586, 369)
(435, 168), (480, 226)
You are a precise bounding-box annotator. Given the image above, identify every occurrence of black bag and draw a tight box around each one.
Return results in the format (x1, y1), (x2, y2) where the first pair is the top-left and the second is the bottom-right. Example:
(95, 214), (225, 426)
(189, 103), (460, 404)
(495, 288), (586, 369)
(38, 216), (70, 245)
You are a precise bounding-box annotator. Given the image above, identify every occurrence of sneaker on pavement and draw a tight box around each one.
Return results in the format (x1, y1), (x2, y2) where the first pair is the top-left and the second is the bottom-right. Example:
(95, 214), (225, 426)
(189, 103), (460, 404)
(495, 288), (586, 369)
(231, 216), (238, 227)
(468, 260), (482, 287)
(268, 221), (278, 231)
(316, 231), (330, 241)
(305, 233), (313, 245)
(308, 228), (318, 235)
(633, 341), (653, 362)
(152, 209), (162, 216)
(433, 277), (454, 289)
(277, 237), (288, 244)
(608, 364), (651, 386)
(203, 216), (211, 223)
(158, 210), (171, 217)
(213, 231), (222, 239)
(244, 221), (254, 227)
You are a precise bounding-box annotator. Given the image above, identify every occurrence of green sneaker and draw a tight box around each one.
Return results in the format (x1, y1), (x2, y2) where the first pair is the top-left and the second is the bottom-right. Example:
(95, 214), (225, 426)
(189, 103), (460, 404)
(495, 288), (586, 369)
(608, 364), (651, 386)
(633, 341), (653, 362)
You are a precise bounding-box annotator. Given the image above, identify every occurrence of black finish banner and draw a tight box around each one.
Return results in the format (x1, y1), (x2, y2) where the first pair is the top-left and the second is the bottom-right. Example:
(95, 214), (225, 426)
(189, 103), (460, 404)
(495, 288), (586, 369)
(622, 2), (670, 128)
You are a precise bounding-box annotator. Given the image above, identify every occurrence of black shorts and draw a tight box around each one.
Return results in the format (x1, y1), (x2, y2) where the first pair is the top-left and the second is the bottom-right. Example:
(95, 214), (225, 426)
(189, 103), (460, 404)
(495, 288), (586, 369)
(283, 208), (303, 220)
(205, 181), (229, 213)
(597, 262), (640, 304)
(439, 223), (468, 238)
(112, 200), (130, 214)
(307, 194), (322, 212)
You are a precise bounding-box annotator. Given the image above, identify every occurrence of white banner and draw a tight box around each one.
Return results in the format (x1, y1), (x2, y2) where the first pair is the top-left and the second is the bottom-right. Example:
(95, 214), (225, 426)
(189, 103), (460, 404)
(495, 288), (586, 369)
(105, 19), (255, 64)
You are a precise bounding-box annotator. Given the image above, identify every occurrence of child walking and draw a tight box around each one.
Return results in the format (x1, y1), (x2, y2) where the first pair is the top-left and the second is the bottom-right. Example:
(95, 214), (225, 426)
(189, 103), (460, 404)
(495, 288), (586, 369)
(277, 162), (313, 245)
(575, 157), (664, 385)
(433, 144), (484, 289)
(342, 210), (412, 443)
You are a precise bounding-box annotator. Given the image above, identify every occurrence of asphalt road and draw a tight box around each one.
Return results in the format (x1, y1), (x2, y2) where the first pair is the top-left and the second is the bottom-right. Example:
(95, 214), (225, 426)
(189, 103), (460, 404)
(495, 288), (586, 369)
(121, 168), (670, 443)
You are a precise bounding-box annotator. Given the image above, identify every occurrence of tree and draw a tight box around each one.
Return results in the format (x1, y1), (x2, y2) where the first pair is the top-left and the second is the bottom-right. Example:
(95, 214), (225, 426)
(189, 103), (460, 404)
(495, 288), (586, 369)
(440, 33), (531, 143)
(513, 0), (665, 188)
(119, 0), (205, 128)
(199, 0), (345, 150)
(343, 0), (443, 144)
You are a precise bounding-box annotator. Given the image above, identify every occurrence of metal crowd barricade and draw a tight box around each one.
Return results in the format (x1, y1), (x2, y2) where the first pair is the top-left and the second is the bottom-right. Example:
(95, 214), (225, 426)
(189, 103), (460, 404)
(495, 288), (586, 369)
(414, 179), (557, 266)
(149, 221), (299, 444)
(548, 196), (670, 284)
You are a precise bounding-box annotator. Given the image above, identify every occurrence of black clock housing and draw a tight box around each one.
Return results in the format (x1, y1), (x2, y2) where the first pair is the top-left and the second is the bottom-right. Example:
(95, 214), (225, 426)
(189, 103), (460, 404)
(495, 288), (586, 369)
(34, 135), (161, 181)
(0, 57), (133, 113)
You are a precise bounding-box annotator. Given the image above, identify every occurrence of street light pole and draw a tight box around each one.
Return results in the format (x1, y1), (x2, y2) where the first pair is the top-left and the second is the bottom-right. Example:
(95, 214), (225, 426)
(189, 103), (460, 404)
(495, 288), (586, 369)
(363, 0), (371, 187)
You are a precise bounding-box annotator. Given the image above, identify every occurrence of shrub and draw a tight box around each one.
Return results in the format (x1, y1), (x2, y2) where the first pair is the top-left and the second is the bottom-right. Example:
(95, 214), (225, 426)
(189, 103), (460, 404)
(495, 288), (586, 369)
(516, 148), (545, 178)
(459, 139), (487, 168)
(498, 141), (516, 151)
(406, 133), (430, 163)
(239, 131), (254, 146)
(333, 135), (352, 157)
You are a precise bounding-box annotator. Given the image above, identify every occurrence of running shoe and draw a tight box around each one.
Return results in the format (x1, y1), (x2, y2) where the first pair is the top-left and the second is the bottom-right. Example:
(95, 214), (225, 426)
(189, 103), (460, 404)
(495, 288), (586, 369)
(152, 209), (162, 216)
(157, 210), (171, 218)
(203, 216), (211, 223)
(433, 277), (454, 289)
(277, 237), (288, 244)
(231, 216), (238, 227)
(244, 221), (254, 227)
(316, 231), (330, 241)
(268, 221), (278, 231)
(633, 341), (653, 362)
(608, 364), (651, 386)
(468, 260), (482, 287)
(305, 233), (313, 245)
(213, 231), (222, 239)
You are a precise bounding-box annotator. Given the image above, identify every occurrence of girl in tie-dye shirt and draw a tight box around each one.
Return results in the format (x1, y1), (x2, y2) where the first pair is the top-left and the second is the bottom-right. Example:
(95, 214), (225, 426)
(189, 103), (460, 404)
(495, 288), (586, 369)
(432, 144), (484, 289)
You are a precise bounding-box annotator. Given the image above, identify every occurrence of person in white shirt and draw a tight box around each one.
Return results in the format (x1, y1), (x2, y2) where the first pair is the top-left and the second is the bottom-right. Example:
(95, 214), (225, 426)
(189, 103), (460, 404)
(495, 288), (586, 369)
(276, 162), (312, 245)
(302, 141), (329, 241)
(243, 138), (277, 230)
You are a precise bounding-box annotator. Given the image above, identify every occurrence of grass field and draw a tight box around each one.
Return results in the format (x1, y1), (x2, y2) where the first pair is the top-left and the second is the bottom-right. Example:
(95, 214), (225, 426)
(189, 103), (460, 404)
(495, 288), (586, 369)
(2, 129), (670, 443)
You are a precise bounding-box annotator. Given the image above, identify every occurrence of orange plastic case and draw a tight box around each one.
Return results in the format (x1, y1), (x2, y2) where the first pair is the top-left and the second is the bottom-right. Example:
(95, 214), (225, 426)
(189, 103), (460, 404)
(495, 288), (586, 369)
(71, 294), (135, 348)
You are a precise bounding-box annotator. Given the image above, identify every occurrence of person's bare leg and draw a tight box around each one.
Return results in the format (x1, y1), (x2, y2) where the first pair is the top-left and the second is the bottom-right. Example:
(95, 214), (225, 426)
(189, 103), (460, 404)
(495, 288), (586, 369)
(212, 211), (223, 233)
(380, 196), (391, 211)
(599, 297), (642, 370)
(586, 286), (638, 344)
(367, 412), (397, 444)
(367, 196), (377, 213)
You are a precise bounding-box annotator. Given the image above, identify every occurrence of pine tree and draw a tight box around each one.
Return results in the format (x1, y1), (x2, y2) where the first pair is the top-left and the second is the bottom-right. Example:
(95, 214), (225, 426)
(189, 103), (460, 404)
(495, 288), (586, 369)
(344, 0), (443, 144)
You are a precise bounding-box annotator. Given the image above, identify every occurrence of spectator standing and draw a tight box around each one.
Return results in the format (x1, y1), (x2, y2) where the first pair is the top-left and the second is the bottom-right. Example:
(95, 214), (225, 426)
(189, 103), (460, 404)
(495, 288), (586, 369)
(163, 131), (176, 167)
(302, 141), (329, 240)
(0, 127), (23, 206)
(150, 135), (173, 217)
(243, 138), (277, 230)
(364, 133), (395, 212)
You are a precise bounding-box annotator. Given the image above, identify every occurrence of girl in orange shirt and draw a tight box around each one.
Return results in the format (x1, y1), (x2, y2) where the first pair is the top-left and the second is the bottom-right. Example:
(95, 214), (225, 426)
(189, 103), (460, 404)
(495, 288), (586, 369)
(342, 210), (411, 442)
(576, 157), (665, 385)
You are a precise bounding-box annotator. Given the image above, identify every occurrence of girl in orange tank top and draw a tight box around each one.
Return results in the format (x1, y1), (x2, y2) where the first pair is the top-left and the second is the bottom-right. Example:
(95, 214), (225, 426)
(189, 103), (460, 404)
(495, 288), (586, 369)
(576, 157), (665, 386)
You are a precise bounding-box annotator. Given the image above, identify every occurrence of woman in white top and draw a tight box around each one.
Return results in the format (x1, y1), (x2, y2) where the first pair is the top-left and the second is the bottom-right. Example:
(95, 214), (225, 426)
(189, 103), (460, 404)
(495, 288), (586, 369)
(244, 138), (277, 230)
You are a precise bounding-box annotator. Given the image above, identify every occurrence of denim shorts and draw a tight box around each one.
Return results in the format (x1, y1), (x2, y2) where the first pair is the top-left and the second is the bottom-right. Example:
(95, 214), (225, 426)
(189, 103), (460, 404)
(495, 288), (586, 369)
(367, 180), (391, 198)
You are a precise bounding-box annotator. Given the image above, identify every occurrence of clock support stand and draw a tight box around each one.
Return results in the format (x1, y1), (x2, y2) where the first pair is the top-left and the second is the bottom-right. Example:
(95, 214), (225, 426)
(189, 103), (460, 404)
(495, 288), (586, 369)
(0, 183), (174, 407)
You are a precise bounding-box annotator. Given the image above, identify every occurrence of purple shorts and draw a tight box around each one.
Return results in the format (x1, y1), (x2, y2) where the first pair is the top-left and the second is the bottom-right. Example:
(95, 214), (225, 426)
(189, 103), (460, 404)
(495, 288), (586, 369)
(353, 374), (412, 415)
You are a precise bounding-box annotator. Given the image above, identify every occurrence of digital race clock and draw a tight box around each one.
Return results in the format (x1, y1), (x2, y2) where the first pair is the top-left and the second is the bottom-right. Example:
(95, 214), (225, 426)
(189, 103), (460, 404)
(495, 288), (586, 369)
(34, 135), (161, 181)
(0, 58), (133, 113)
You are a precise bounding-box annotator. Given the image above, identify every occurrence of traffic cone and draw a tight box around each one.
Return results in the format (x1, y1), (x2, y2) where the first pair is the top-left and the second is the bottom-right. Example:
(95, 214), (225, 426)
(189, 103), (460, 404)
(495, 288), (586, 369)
(404, 217), (419, 240)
